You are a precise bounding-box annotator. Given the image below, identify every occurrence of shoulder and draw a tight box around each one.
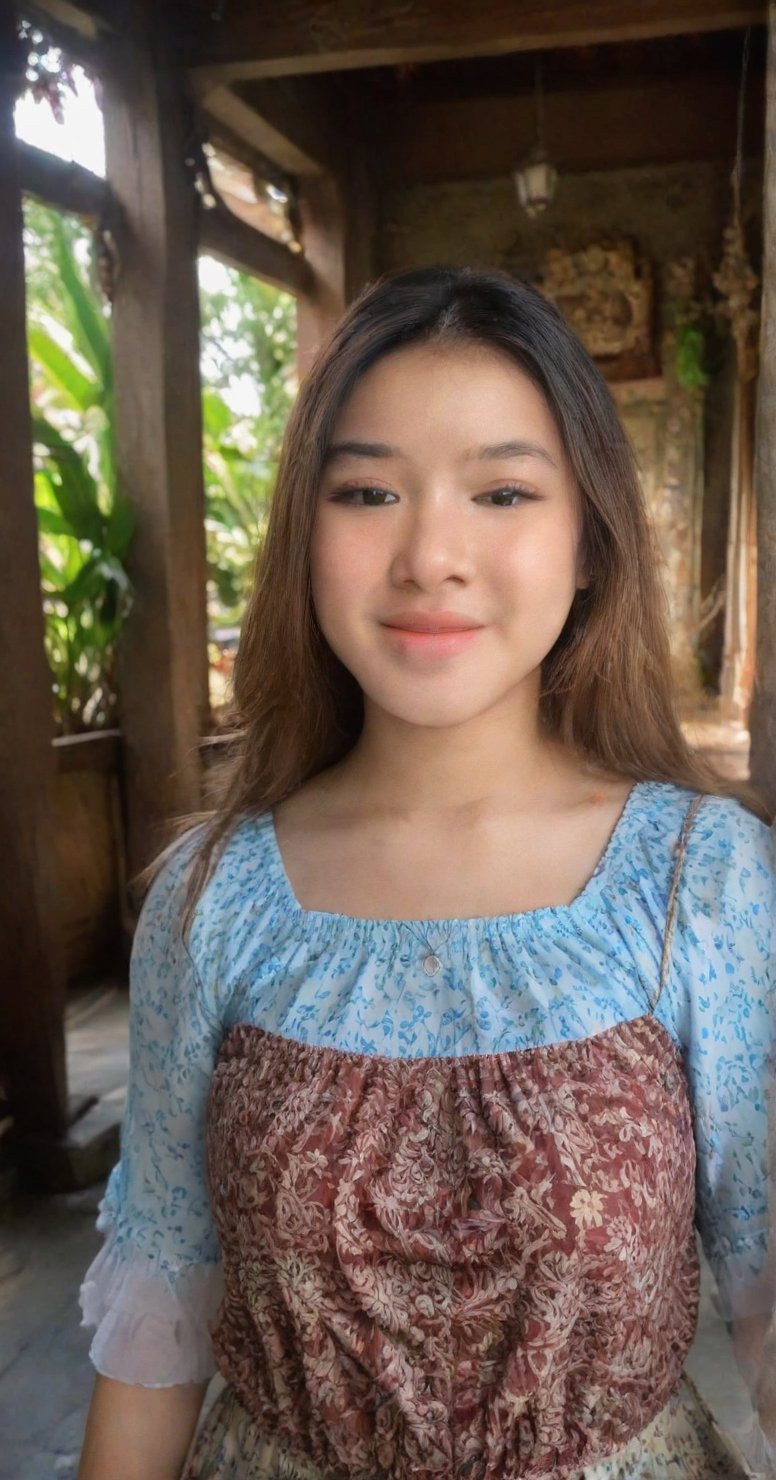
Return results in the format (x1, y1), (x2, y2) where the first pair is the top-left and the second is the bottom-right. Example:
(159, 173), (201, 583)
(622, 781), (772, 888)
(607, 782), (773, 947)
(665, 791), (774, 992)
(680, 792), (774, 924)
(137, 811), (281, 977)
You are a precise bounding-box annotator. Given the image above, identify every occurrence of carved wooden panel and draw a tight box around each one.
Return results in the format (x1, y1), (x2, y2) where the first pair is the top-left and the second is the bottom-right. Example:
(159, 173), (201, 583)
(541, 238), (656, 381)
(612, 377), (704, 698)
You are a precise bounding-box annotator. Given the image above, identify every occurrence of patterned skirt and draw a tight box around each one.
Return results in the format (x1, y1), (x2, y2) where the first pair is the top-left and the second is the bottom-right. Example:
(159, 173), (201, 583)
(181, 1372), (754, 1480)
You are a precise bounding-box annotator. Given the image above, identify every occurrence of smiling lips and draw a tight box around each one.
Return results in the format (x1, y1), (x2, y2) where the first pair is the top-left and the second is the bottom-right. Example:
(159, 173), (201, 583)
(380, 611), (485, 657)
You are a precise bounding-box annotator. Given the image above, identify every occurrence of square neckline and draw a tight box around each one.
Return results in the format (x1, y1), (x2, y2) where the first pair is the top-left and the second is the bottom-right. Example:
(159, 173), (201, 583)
(265, 779), (650, 932)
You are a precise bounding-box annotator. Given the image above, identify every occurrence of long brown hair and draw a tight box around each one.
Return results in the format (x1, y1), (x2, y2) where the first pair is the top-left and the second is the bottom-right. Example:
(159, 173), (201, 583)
(175, 264), (767, 926)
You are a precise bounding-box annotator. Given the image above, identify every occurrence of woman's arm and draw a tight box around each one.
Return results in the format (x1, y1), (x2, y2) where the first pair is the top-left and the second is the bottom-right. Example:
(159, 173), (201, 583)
(78, 1373), (207, 1480)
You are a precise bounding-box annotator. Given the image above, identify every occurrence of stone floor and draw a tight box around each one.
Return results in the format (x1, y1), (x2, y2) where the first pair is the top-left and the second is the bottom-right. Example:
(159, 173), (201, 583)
(0, 954), (762, 1478)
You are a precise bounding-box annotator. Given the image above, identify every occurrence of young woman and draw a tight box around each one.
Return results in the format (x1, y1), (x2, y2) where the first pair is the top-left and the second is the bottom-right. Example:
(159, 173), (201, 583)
(77, 266), (775, 1480)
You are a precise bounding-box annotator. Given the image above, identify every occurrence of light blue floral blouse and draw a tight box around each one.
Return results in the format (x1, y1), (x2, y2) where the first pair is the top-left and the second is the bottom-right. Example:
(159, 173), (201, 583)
(79, 781), (775, 1400)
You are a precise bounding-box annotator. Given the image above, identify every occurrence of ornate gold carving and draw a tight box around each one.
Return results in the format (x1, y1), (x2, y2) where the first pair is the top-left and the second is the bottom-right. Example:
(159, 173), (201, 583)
(541, 238), (654, 380)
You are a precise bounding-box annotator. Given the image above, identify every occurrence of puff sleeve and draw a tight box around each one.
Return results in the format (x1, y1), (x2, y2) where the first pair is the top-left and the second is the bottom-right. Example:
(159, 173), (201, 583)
(671, 797), (776, 1473)
(78, 831), (226, 1386)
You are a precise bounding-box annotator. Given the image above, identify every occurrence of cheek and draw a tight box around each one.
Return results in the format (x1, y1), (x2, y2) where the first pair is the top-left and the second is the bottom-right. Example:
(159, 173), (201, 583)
(310, 517), (372, 628)
(499, 518), (581, 598)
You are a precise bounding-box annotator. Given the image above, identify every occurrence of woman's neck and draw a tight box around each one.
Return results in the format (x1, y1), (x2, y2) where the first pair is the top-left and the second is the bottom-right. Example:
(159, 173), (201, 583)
(322, 696), (590, 823)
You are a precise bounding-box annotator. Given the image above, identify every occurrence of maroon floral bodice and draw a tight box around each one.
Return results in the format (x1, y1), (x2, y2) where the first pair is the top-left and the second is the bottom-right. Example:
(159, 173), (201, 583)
(205, 1011), (698, 1480)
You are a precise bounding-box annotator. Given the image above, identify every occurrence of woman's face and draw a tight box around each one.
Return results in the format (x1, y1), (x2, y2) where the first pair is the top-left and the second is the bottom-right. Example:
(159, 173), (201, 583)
(310, 341), (587, 731)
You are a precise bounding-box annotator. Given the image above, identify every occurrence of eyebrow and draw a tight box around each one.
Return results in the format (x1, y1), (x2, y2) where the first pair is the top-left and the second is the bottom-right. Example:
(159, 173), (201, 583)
(469, 439), (558, 468)
(324, 438), (558, 469)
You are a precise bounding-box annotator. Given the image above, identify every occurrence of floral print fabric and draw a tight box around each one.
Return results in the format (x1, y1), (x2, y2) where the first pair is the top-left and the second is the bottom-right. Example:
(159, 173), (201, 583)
(202, 1014), (699, 1478)
(181, 1374), (753, 1480)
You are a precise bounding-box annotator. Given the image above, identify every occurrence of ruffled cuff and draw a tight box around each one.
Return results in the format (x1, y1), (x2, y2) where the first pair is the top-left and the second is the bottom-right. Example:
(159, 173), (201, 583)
(79, 1210), (224, 1388)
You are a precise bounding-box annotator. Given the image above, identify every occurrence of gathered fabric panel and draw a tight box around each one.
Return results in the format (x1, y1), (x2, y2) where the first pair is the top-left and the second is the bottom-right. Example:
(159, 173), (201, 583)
(206, 1014), (699, 1480)
(181, 1374), (754, 1480)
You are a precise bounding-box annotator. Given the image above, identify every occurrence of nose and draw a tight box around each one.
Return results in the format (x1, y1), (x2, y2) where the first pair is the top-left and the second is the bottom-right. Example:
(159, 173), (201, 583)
(388, 497), (474, 592)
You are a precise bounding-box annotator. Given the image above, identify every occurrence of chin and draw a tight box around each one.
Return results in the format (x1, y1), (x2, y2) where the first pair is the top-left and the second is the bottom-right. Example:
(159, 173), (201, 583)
(379, 702), (486, 730)
(360, 675), (523, 731)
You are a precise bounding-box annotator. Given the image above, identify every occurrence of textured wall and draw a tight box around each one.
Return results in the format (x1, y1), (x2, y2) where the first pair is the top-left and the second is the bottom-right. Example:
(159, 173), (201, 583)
(378, 159), (762, 304)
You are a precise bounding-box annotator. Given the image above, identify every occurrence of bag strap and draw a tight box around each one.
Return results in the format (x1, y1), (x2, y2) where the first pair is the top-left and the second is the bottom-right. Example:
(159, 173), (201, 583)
(650, 792), (705, 1012)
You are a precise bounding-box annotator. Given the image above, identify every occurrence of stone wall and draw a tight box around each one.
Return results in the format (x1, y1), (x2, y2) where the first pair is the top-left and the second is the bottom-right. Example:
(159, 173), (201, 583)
(378, 159), (762, 302)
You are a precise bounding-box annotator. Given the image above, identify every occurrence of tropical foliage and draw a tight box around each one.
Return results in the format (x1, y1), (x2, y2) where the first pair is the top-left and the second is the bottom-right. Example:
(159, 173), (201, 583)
(25, 199), (297, 731)
(25, 200), (133, 734)
(199, 263), (297, 630)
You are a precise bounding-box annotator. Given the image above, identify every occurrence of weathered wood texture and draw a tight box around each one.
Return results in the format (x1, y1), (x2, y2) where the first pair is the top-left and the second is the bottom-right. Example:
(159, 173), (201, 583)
(378, 71), (766, 184)
(53, 768), (123, 979)
(16, 138), (108, 218)
(340, 89), (379, 302)
(176, 0), (767, 79)
(296, 172), (348, 375)
(198, 75), (343, 177)
(27, 0), (117, 43)
(0, 17), (67, 1139)
(52, 734), (126, 981)
(101, 20), (211, 875)
(199, 71), (376, 312)
(200, 204), (313, 294)
(750, 4), (776, 810)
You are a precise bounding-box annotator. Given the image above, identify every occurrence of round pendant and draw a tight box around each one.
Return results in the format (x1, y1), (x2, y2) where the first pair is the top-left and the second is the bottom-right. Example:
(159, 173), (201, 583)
(422, 953), (442, 977)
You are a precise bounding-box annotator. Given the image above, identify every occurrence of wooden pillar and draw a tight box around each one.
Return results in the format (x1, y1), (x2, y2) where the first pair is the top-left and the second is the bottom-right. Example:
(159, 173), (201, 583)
(714, 220), (759, 725)
(0, 15), (67, 1141)
(296, 173), (348, 377)
(101, 15), (210, 875)
(295, 163), (379, 376)
(750, 2), (776, 812)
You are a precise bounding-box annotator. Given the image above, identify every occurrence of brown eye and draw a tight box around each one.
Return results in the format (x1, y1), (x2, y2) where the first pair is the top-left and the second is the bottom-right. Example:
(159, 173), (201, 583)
(332, 487), (398, 507)
(475, 487), (534, 508)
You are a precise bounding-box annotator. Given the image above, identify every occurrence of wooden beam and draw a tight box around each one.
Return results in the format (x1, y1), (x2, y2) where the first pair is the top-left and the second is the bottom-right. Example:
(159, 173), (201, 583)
(200, 203), (313, 293)
(0, 14), (68, 1143)
(195, 76), (343, 177)
(16, 138), (108, 218)
(379, 71), (765, 184)
(750, 2), (776, 811)
(26, 0), (117, 42)
(54, 729), (121, 774)
(101, 18), (211, 875)
(178, 0), (766, 80)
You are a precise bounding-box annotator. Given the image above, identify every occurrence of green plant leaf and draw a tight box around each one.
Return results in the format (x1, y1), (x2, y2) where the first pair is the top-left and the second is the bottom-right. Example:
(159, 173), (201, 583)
(104, 495), (136, 559)
(27, 322), (99, 411)
(60, 555), (105, 608)
(50, 211), (112, 389)
(36, 506), (76, 537)
(32, 414), (106, 544)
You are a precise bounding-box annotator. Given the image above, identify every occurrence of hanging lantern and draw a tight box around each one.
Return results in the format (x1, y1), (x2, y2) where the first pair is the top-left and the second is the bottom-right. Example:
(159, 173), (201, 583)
(514, 55), (557, 218)
(514, 145), (557, 218)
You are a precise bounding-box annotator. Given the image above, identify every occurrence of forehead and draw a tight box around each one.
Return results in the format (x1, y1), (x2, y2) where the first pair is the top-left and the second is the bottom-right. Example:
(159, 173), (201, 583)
(327, 342), (566, 461)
